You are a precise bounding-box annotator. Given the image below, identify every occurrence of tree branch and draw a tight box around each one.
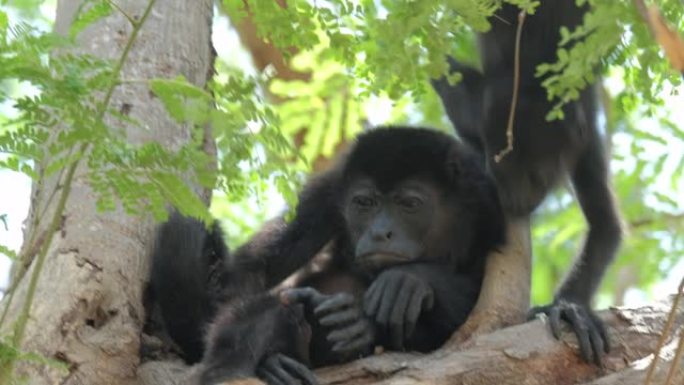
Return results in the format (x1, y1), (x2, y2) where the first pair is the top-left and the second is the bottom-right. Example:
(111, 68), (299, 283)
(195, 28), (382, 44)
(138, 297), (683, 385)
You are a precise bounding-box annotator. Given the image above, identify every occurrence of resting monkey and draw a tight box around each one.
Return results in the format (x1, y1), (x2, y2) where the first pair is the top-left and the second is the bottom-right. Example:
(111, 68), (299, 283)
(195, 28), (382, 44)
(150, 127), (506, 384)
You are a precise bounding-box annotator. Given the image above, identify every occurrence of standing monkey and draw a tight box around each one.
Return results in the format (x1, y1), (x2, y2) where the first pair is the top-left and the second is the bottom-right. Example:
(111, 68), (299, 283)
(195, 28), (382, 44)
(433, 0), (622, 365)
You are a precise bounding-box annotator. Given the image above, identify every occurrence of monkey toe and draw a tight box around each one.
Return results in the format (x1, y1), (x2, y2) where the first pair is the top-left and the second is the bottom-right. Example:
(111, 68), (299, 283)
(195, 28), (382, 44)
(530, 300), (610, 366)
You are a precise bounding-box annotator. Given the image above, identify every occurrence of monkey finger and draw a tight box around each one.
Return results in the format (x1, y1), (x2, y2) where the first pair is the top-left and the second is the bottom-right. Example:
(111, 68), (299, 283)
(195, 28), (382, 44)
(566, 309), (594, 364)
(363, 278), (387, 317)
(278, 354), (319, 385)
(261, 354), (312, 385)
(404, 288), (424, 340)
(258, 360), (295, 385)
(388, 286), (414, 349)
(375, 276), (402, 326)
(314, 293), (355, 317)
(418, 287), (434, 311)
(319, 308), (359, 327)
(549, 305), (562, 340)
(389, 321), (404, 350)
(257, 369), (286, 385)
(588, 324), (605, 367)
(592, 313), (611, 353)
(327, 319), (368, 343)
(282, 287), (327, 308)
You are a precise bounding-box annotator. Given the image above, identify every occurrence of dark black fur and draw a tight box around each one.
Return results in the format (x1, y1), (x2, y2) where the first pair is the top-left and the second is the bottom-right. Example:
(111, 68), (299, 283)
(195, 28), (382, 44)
(150, 127), (505, 384)
(432, 0), (622, 365)
(200, 294), (314, 385)
(149, 213), (229, 363)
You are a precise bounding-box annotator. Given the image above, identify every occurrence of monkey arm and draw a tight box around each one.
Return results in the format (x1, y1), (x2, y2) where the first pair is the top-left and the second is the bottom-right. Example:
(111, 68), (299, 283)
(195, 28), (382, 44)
(364, 263), (481, 352)
(231, 169), (346, 288)
(284, 287), (376, 367)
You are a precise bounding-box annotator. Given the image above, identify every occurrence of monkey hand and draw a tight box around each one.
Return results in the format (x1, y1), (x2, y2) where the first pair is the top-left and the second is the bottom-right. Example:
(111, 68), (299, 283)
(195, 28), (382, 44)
(528, 299), (610, 366)
(256, 353), (319, 385)
(282, 288), (376, 356)
(363, 267), (434, 350)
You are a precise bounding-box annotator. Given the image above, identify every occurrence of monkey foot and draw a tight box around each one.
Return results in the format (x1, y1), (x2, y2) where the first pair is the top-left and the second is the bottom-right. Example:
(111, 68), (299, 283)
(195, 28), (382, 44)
(528, 300), (610, 366)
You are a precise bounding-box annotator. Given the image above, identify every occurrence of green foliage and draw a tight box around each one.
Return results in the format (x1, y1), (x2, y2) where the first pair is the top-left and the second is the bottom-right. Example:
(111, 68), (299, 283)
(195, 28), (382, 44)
(69, 0), (114, 39)
(225, 0), (502, 100)
(269, 35), (365, 165)
(211, 62), (300, 208)
(224, 0), (682, 122)
(0, 245), (16, 260)
(539, 0), (683, 120)
(2, 0), (49, 23)
(0, 9), (299, 227)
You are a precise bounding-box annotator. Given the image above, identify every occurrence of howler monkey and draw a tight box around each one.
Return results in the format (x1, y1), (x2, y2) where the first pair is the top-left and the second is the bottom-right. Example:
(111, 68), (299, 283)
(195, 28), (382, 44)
(150, 127), (505, 385)
(432, 0), (622, 365)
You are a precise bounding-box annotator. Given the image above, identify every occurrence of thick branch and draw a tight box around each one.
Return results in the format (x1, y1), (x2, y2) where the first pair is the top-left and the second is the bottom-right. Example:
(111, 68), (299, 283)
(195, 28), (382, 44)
(138, 298), (682, 385)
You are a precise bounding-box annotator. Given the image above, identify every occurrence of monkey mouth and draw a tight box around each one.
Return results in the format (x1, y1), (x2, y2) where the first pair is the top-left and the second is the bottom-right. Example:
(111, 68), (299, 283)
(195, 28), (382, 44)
(356, 252), (412, 266)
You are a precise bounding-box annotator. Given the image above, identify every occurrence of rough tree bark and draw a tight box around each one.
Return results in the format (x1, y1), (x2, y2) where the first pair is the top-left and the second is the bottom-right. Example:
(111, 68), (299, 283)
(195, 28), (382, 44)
(0, 1), (214, 384)
(313, 298), (683, 385)
(139, 297), (683, 385)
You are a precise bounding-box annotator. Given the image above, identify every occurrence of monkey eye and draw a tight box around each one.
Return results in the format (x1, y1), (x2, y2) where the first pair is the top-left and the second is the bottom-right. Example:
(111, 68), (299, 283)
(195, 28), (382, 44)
(352, 195), (376, 209)
(396, 196), (423, 211)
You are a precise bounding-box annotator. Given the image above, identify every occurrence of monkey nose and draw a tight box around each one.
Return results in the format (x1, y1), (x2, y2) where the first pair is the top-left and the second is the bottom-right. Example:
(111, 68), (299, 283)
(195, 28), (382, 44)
(372, 230), (392, 241)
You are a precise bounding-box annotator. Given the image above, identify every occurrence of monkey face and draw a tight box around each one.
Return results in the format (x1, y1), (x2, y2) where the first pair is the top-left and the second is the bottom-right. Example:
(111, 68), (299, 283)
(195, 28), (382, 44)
(342, 177), (453, 271)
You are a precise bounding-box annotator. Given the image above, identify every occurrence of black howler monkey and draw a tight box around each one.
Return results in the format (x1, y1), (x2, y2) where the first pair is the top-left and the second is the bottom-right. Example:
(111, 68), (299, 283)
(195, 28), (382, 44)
(150, 127), (505, 385)
(432, 0), (622, 365)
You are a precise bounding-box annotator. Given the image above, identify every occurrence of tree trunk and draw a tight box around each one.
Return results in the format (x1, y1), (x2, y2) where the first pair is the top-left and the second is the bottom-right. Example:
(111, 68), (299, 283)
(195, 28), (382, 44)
(0, 1), (214, 384)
